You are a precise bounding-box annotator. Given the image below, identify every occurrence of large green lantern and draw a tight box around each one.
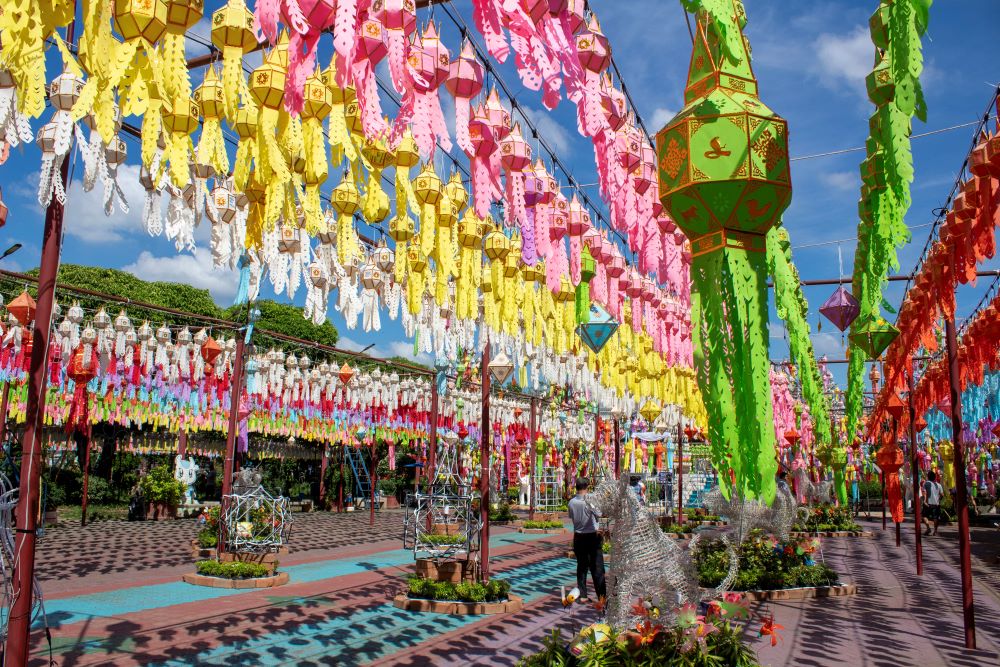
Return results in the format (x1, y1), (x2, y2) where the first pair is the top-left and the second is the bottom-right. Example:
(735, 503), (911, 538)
(656, 0), (791, 503)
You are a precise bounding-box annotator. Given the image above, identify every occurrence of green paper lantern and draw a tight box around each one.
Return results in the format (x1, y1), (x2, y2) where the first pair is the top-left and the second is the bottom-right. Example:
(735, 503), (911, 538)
(576, 303), (618, 354)
(849, 316), (899, 360)
(865, 52), (894, 107)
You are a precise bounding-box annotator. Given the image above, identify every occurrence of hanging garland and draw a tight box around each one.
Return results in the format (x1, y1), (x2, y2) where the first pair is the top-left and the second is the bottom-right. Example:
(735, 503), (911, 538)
(846, 0), (931, 437)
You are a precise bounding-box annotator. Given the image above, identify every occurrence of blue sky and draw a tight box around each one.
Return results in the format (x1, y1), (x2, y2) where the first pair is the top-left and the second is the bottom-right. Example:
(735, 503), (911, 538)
(2, 0), (999, 388)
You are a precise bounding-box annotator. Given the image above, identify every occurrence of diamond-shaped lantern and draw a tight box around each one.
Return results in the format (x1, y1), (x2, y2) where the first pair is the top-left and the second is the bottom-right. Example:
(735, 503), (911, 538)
(639, 400), (660, 425)
(849, 316), (899, 360)
(7, 291), (36, 325)
(338, 363), (355, 385)
(488, 351), (514, 385)
(656, 1), (791, 248)
(784, 428), (800, 447)
(819, 286), (860, 332)
(575, 303), (618, 354)
(201, 337), (222, 365)
(885, 392), (906, 420)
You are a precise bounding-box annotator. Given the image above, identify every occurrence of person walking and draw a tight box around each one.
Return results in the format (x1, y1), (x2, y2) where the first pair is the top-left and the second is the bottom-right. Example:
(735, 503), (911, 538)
(921, 470), (944, 536)
(568, 477), (606, 603)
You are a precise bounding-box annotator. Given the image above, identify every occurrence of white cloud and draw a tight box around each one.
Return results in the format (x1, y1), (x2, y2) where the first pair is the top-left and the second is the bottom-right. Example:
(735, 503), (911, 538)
(63, 163), (147, 243)
(768, 322), (786, 340)
(185, 15), (214, 58)
(518, 105), (573, 157)
(821, 170), (857, 192)
(815, 26), (873, 95)
(650, 107), (677, 129)
(121, 248), (239, 303)
(337, 335), (431, 365)
(811, 332), (846, 357)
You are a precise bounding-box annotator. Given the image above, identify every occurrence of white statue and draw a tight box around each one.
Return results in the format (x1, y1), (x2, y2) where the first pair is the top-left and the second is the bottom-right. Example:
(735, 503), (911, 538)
(174, 455), (200, 505)
(518, 473), (531, 506)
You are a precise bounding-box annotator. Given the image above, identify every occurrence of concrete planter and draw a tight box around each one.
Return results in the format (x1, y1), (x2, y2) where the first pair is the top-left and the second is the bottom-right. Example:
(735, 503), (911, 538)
(415, 558), (478, 584)
(517, 527), (565, 534)
(789, 530), (873, 538)
(218, 547), (288, 575)
(739, 583), (857, 601)
(183, 571), (289, 589)
(392, 593), (524, 616)
(190, 539), (217, 560)
(146, 502), (176, 521)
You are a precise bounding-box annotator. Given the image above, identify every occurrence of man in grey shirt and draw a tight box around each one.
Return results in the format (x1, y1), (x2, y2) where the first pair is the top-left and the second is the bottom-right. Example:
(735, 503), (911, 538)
(568, 477), (606, 602)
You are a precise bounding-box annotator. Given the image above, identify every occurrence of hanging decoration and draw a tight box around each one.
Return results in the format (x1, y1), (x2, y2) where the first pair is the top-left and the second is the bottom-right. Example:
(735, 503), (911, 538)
(657, 0), (791, 501)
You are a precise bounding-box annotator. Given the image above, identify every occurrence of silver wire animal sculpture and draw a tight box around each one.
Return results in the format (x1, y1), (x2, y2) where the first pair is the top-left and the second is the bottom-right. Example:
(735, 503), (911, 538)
(0, 472), (47, 643)
(800, 479), (835, 506)
(701, 485), (801, 543)
(586, 475), (738, 632)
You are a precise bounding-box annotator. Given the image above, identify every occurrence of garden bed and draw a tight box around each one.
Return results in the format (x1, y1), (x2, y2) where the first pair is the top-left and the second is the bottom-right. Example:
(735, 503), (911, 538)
(739, 584), (857, 601)
(395, 577), (521, 615)
(696, 531), (842, 592)
(183, 559), (289, 589)
(518, 520), (565, 534)
(789, 530), (873, 538)
(792, 504), (862, 534)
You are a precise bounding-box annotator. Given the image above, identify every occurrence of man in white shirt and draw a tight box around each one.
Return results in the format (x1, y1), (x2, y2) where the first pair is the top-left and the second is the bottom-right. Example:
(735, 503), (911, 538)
(567, 478), (606, 603)
(921, 470), (944, 536)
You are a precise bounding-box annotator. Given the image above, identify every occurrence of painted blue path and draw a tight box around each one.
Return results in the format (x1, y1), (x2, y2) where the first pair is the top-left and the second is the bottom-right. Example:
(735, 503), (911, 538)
(42, 529), (566, 630)
(150, 557), (577, 666)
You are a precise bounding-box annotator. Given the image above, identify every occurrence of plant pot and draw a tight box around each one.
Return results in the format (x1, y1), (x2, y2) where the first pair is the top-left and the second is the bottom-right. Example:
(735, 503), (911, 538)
(191, 540), (218, 560)
(146, 502), (177, 521)
(43, 509), (59, 526)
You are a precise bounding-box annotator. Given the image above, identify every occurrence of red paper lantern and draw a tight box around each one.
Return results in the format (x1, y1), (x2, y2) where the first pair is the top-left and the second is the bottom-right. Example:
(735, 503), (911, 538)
(7, 291), (36, 325)
(338, 363), (355, 385)
(784, 428), (801, 447)
(885, 392), (906, 420)
(201, 337), (222, 365)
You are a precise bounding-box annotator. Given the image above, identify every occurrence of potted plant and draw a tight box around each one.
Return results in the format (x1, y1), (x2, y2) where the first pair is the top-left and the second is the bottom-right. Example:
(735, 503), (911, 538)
(43, 481), (64, 526)
(140, 464), (186, 520)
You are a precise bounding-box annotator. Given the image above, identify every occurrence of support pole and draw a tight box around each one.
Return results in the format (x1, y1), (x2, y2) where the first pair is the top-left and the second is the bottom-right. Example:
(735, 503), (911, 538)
(593, 412), (600, 479)
(528, 396), (537, 521)
(0, 381), (10, 446)
(892, 416), (901, 547)
(177, 429), (188, 458)
(428, 380), (438, 490)
(479, 341), (491, 582)
(908, 370), (923, 576)
(338, 446), (344, 513)
(370, 441), (376, 527)
(945, 317), (976, 649)
(80, 433), (92, 527)
(613, 418), (620, 479)
(881, 471), (887, 530)
(6, 31), (78, 667)
(319, 445), (329, 508)
(222, 335), (246, 498)
(677, 422), (684, 525)
(6, 18), (76, 661)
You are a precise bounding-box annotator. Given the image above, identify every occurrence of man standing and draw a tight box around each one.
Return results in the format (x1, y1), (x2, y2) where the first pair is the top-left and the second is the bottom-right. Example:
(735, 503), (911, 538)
(568, 478), (606, 603)
(921, 470), (944, 536)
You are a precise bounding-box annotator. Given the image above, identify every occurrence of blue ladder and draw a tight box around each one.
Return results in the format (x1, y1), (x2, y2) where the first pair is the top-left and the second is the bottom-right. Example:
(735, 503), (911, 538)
(344, 446), (372, 508)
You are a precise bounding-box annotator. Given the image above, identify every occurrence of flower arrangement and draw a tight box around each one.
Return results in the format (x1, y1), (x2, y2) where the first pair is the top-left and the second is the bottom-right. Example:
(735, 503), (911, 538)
(518, 594), (767, 666)
(792, 504), (861, 533)
(696, 531), (837, 591)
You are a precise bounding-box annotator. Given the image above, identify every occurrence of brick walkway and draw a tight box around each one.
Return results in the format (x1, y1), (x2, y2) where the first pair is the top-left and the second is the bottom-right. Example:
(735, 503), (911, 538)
(24, 512), (1000, 666)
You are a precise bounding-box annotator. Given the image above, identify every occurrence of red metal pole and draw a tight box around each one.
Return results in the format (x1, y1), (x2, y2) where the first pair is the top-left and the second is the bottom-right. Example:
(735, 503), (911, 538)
(319, 445), (329, 508)
(222, 335), (246, 498)
(908, 372), (923, 575)
(881, 471), (887, 530)
(338, 446), (344, 513)
(613, 418), (621, 479)
(528, 396), (537, 521)
(945, 317), (976, 649)
(677, 422), (684, 525)
(479, 342), (491, 582)
(592, 413), (600, 479)
(6, 17), (76, 660)
(370, 441), (376, 527)
(0, 381), (10, 446)
(893, 416), (901, 547)
(81, 433), (92, 527)
(177, 429), (188, 457)
(428, 380), (438, 489)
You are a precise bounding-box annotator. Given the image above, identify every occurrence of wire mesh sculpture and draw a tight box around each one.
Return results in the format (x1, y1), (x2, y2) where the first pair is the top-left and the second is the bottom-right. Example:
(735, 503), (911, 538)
(0, 472), (47, 644)
(535, 467), (564, 512)
(701, 486), (802, 543)
(403, 435), (481, 562)
(221, 468), (292, 554)
(586, 475), (737, 632)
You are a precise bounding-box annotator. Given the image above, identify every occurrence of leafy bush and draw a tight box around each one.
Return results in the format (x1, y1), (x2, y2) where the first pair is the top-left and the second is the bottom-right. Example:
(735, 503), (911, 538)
(489, 503), (517, 522)
(522, 520), (563, 529)
(407, 576), (511, 602)
(662, 523), (694, 534)
(695, 531), (838, 591)
(197, 528), (218, 548)
(423, 534), (466, 546)
(85, 477), (115, 505)
(196, 560), (270, 579)
(223, 299), (339, 347)
(792, 504), (860, 533)
(139, 465), (186, 506)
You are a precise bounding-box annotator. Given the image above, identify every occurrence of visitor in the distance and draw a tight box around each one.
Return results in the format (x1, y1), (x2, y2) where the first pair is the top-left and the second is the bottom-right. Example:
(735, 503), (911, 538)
(776, 469), (791, 496)
(568, 477), (606, 603)
(629, 474), (646, 505)
(922, 470), (944, 536)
